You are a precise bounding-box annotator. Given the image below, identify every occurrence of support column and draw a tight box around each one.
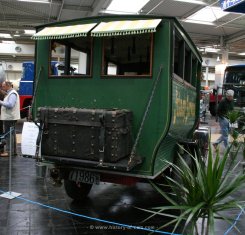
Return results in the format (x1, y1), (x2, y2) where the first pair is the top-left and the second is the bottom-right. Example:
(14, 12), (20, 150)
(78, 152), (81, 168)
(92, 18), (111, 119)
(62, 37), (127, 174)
(204, 59), (210, 87)
(221, 49), (229, 64)
(220, 36), (229, 64)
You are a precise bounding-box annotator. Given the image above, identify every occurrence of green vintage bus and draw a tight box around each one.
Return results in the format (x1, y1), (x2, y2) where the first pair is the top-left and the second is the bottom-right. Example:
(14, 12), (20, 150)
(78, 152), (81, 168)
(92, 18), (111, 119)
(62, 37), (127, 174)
(32, 15), (208, 200)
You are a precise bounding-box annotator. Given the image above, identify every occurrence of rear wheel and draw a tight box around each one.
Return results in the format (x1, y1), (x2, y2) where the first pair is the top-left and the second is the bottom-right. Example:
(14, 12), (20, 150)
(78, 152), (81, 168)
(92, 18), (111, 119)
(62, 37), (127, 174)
(64, 180), (93, 200)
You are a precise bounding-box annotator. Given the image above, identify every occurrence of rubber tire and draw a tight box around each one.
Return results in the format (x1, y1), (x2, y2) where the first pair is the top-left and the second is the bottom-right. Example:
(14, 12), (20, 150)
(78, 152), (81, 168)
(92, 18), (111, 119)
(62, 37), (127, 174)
(64, 180), (93, 200)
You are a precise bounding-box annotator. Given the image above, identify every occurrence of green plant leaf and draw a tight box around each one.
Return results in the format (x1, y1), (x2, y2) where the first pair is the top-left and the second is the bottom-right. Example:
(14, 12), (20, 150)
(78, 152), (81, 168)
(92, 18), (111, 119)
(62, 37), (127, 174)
(227, 110), (242, 124)
(140, 140), (245, 235)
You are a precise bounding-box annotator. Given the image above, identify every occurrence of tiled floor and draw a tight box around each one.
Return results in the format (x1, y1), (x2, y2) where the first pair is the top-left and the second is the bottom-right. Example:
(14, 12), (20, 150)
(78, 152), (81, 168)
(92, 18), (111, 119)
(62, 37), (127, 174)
(0, 117), (244, 235)
(0, 156), (168, 235)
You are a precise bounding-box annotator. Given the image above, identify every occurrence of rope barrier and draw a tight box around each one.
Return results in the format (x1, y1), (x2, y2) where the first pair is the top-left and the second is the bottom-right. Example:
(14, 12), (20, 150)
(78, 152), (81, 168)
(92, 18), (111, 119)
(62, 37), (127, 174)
(224, 205), (245, 235)
(1, 185), (244, 235)
(20, 105), (31, 111)
(0, 185), (245, 235)
(0, 189), (181, 235)
(0, 129), (12, 139)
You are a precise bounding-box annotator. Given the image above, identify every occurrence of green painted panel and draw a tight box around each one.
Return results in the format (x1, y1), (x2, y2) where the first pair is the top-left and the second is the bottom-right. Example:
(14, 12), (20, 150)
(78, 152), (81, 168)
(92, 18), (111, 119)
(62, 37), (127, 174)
(33, 16), (201, 178)
(152, 80), (198, 176)
(170, 80), (197, 138)
(153, 134), (176, 175)
(33, 23), (171, 177)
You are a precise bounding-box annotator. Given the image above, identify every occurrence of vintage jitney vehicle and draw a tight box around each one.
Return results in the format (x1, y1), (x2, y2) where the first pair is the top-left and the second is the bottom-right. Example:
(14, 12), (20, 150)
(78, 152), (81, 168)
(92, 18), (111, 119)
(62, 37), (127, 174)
(31, 15), (208, 200)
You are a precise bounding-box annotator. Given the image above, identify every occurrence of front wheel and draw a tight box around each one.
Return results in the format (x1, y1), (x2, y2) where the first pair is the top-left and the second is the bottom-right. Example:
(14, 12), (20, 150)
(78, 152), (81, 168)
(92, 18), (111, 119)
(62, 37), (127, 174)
(64, 180), (93, 200)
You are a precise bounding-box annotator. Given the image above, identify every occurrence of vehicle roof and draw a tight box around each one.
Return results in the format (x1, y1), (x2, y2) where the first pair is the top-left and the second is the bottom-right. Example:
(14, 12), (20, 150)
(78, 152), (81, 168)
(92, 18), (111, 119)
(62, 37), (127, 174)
(34, 14), (202, 62)
(226, 64), (245, 69)
(35, 14), (179, 29)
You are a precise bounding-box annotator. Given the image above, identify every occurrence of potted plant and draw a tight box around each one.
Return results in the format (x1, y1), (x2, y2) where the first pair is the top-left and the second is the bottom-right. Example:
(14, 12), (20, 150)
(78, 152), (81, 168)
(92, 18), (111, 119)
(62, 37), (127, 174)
(138, 145), (245, 235)
(240, 125), (245, 173)
(228, 111), (241, 153)
(227, 111), (245, 162)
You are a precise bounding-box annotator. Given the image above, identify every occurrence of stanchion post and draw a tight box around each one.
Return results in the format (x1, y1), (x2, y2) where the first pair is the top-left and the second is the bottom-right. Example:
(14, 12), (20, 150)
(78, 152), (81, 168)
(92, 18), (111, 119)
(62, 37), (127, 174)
(9, 126), (12, 193)
(0, 125), (21, 199)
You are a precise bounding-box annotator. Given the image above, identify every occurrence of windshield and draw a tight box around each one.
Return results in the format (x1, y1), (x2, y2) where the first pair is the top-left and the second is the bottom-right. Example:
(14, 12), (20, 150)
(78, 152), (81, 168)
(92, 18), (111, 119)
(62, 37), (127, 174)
(224, 69), (245, 85)
(223, 66), (245, 107)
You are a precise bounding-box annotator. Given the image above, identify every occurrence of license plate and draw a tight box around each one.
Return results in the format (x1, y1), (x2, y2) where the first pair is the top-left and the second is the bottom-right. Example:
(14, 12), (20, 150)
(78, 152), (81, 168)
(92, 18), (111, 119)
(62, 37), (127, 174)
(69, 170), (100, 185)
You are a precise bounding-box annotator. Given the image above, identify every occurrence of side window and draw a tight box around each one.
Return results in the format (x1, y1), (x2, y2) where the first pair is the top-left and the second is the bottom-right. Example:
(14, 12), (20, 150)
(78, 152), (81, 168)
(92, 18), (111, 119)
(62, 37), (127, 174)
(191, 58), (198, 87)
(102, 34), (153, 77)
(174, 33), (184, 78)
(174, 28), (196, 87)
(49, 37), (92, 77)
(184, 46), (192, 84)
(238, 72), (245, 84)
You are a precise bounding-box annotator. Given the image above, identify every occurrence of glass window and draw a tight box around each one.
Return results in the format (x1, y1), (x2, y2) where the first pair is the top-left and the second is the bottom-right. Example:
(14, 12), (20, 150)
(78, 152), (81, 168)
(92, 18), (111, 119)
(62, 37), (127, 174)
(184, 47), (192, 84)
(102, 34), (153, 77)
(49, 37), (92, 77)
(173, 28), (199, 88)
(191, 58), (198, 87)
(174, 33), (184, 78)
(224, 71), (245, 84)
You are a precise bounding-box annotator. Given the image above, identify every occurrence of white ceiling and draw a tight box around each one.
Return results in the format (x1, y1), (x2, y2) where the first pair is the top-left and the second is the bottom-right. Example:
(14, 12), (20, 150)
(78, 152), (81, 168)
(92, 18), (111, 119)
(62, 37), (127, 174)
(0, 0), (244, 61)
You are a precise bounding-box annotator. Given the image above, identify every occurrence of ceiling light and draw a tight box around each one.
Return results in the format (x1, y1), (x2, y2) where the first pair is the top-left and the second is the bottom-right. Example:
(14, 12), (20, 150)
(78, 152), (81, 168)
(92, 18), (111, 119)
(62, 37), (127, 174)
(197, 47), (205, 52)
(228, 51), (237, 54)
(13, 34), (20, 37)
(24, 30), (36, 35)
(0, 33), (12, 38)
(184, 19), (215, 25)
(173, 0), (206, 5)
(185, 6), (229, 25)
(238, 52), (245, 56)
(204, 47), (220, 53)
(105, 0), (150, 14)
(2, 40), (16, 44)
(18, 0), (50, 3)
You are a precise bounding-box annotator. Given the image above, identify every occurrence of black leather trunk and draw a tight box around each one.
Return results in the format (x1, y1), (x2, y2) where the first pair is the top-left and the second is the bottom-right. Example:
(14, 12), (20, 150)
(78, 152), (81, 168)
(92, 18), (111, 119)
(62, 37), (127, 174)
(37, 107), (133, 163)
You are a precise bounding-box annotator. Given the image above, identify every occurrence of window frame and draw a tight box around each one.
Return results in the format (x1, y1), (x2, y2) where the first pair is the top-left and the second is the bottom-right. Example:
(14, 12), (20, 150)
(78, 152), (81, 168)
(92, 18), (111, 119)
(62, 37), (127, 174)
(101, 33), (154, 79)
(173, 27), (198, 89)
(48, 37), (93, 78)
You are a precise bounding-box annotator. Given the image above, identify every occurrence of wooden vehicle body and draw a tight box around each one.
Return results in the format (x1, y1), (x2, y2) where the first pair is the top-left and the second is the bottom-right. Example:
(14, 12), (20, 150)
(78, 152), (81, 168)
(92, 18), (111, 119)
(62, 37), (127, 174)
(32, 15), (205, 199)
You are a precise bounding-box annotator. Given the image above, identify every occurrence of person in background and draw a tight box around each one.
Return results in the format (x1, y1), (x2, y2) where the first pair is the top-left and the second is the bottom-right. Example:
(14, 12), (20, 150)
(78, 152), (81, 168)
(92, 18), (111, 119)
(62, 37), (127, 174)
(0, 81), (20, 157)
(0, 67), (6, 153)
(213, 89), (234, 150)
(0, 83), (6, 153)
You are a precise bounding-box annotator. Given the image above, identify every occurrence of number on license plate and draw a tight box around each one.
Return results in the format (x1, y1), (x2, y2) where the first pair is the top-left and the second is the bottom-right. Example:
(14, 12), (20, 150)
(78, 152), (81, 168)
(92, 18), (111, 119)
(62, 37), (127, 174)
(69, 170), (100, 185)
